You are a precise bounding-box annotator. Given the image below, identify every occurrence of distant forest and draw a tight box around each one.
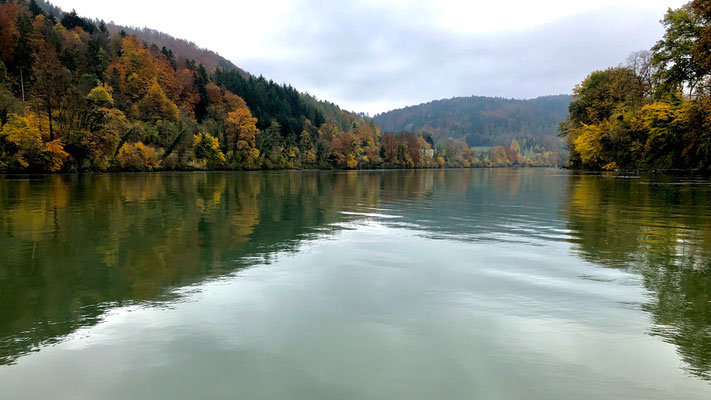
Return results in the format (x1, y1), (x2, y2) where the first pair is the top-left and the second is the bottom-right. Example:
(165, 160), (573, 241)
(0, 0), (563, 173)
(374, 95), (571, 150)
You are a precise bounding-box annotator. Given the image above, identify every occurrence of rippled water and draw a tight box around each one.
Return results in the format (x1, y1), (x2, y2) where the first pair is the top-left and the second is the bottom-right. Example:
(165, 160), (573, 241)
(0, 169), (710, 399)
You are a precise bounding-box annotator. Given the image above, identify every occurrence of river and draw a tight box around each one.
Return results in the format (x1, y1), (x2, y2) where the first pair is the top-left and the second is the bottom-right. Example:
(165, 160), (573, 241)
(0, 169), (710, 399)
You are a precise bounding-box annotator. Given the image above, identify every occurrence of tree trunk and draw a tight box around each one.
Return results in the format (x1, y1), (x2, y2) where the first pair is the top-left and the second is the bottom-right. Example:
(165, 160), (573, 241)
(47, 101), (53, 142)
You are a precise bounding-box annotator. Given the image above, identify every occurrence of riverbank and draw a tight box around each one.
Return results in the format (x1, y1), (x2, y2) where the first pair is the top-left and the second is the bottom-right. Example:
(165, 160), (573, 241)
(0, 164), (564, 176)
(562, 166), (711, 176)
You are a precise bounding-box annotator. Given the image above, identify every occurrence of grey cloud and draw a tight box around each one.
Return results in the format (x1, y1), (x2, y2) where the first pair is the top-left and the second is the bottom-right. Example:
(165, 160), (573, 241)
(233, 2), (667, 114)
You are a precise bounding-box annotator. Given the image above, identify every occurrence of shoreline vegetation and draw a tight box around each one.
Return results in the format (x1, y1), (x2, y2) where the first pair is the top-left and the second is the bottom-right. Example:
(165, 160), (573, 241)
(0, 165), (562, 177)
(0, 1), (562, 174)
(7, 1), (711, 175)
(559, 0), (711, 172)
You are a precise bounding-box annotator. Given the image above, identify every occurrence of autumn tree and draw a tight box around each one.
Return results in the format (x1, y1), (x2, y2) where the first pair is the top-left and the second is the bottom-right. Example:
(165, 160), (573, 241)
(299, 128), (317, 166)
(0, 112), (68, 171)
(193, 132), (225, 169)
(652, 3), (707, 96)
(691, 0), (711, 75)
(505, 139), (523, 165)
(401, 133), (423, 168)
(489, 146), (509, 167)
(561, 67), (649, 169)
(74, 84), (129, 170)
(381, 133), (399, 166)
(225, 97), (260, 169)
(134, 82), (179, 123)
(560, 1), (711, 170)
(637, 100), (690, 168)
(0, 3), (19, 67)
(176, 68), (199, 114)
(298, 119), (322, 165)
(116, 141), (159, 171)
(31, 42), (70, 141)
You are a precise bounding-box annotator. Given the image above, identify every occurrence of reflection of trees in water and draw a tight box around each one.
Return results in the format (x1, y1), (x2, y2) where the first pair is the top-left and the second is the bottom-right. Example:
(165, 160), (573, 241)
(564, 174), (711, 380)
(0, 170), (476, 366)
(6, 169), (708, 381)
(0, 172), (360, 365)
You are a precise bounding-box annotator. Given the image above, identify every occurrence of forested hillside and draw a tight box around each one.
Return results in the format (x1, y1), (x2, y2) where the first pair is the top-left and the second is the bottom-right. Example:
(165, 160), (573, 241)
(560, 0), (711, 171)
(374, 95), (571, 149)
(0, 0), (385, 172)
(105, 25), (243, 75)
(31, 0), (243, 74)
(0, 0), (562, 172)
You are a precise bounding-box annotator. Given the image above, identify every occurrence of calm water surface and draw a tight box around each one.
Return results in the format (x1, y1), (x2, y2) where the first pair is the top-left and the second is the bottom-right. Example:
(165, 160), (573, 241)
(0, 169), (710, 399)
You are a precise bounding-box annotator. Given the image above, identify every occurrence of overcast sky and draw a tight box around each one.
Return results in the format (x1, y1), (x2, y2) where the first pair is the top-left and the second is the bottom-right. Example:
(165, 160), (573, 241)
(52, 0), (687, 114)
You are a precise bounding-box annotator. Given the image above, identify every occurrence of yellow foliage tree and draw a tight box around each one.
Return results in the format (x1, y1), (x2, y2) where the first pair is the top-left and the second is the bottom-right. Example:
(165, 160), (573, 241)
(636, 101), (689, 167)
(345, 153), (358, 169)
(193, 132), (226, 169)
(506, 139), (523, 164)
(573, 124), (604, 167)
(118, 36), (158, 101)
(82, 108), (129, 170)
(87, 84), (114, 107)
(116, 142), (160, 171)
(0, 113), (68, 171)
(135, 82), (179, 123)
(44, 140), (69, 171)
(489, 146), (510, 167)
(226, 100), (260, 169)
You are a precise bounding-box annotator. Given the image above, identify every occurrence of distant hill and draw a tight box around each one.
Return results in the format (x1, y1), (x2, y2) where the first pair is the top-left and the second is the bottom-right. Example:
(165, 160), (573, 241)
(374, 95), (572, 148)
(34, 1), (245, 75)
(105, 25), (246, 76)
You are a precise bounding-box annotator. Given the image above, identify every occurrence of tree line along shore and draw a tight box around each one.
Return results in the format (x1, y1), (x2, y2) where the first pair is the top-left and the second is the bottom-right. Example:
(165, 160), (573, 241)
(560, 0), (711, 172)
(4, 1), (711, 174)
(0, 1), (563, 174)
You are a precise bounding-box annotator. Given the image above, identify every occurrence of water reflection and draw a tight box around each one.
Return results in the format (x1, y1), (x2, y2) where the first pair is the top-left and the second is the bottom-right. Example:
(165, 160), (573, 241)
(1, 169), (710, 387)
(563, 173), (711, 380)
(0, 171), (386, 365)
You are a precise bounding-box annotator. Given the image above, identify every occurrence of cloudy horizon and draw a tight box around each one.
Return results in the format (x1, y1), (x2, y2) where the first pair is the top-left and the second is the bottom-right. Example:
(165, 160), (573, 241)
(51, 0), (687, 114)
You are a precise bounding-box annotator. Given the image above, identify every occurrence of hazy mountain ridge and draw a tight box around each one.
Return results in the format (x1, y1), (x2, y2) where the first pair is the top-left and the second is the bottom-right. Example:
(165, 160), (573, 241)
(374, 94), (572, 147)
